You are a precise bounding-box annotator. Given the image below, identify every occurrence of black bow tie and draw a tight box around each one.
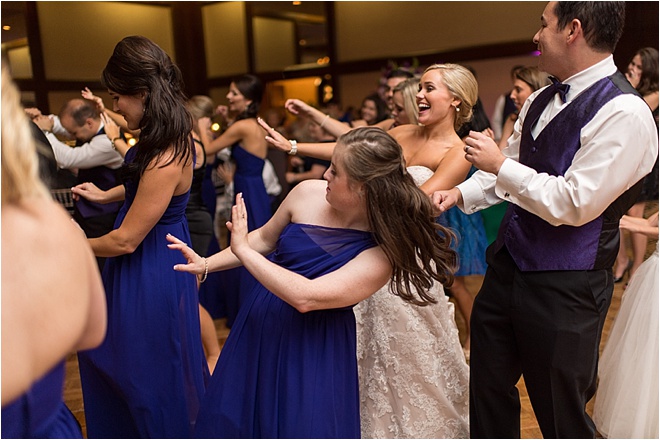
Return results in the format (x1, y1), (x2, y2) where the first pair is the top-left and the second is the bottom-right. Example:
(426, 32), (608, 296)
(549, 77), (570, 103)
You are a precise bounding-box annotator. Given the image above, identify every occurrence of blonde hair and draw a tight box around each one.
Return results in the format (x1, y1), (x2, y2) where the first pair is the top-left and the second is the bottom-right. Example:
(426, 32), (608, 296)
(2, 65), (50, 205)
(393, 77), (420, 125)
(187, 95), (215, 121)
(423, 63), (478, 131)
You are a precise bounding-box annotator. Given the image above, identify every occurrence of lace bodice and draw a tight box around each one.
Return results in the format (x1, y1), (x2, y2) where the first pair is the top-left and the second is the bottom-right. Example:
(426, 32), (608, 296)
(354, 164), (470, 438)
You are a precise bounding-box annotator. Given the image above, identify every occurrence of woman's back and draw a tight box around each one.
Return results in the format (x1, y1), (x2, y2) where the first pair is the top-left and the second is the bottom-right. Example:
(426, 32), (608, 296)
(2, 197), (106, 405)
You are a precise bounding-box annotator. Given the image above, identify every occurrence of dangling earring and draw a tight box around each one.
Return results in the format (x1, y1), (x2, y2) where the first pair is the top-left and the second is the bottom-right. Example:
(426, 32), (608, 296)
(455, 106), (460, 112)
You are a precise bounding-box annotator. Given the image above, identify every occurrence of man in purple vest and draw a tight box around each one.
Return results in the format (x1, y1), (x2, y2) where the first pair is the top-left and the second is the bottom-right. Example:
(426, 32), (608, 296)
(434, 2), (658, 438)
(31, 99), (124, 271)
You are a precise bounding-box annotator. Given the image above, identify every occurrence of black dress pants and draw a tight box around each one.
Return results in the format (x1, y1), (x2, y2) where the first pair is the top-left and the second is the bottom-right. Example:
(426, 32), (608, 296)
(469, 245), (613, 438)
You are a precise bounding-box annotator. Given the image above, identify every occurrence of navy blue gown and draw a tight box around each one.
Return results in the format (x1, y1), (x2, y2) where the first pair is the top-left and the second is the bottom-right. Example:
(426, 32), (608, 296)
(2, 362), (82, 438)
(194, 223), (377, 438)
(220, 144), (273, 327)
(77, 148), (208, 438)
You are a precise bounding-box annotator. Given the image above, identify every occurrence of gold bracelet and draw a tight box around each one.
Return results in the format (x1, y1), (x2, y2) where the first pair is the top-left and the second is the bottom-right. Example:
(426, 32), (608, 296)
(199, 257), (208, 283)
(111, 137), (122, 150)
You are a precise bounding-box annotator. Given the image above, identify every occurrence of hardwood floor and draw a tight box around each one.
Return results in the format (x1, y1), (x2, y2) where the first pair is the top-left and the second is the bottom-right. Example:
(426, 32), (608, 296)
(63, 203), (657, 438)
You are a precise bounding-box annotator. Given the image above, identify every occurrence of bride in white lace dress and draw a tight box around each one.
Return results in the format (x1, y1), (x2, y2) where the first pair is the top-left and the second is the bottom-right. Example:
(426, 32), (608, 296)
(354, 166), (469, 439)
(260, 63), (478, 438)
(354, 65), (479, 439)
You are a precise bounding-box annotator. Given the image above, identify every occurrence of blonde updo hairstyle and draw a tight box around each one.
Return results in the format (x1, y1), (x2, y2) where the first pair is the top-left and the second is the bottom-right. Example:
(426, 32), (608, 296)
(335, 127), (457, 305)
(423, 63), (478, 131)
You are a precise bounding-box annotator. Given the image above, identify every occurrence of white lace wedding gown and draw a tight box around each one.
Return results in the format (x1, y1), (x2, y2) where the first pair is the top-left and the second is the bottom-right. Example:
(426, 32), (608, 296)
(354, 166), (470, 439)
(593, 243), (658, 438)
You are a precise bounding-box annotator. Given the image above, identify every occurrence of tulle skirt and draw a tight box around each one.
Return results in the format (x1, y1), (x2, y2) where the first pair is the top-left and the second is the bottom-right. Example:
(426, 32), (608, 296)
(593, 247), (658, 438)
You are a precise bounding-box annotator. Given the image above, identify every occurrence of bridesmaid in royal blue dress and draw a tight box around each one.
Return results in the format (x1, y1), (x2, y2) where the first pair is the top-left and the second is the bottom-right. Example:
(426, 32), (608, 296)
(168, 127), (458, 438)
(1, 65), (107, 438)
(71, 36), (207, 438)
(199, 74), (273, 327)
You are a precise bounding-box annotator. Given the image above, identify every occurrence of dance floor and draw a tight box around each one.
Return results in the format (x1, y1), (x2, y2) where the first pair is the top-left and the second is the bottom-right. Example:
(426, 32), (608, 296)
(63, 202), (658, 438)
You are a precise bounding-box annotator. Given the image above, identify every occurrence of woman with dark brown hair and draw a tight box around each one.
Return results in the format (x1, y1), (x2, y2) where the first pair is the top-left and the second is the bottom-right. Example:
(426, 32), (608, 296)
(168, 127), (457, 438)
(71, 36), (207, 438)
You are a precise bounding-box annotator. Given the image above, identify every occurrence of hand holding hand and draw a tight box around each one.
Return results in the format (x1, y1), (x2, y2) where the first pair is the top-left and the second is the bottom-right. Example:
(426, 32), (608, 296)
(464, 130), (506, 175)
(167, 233), (206, 276)
(431, 188), (462, 215)
(257, 117), (294, 153)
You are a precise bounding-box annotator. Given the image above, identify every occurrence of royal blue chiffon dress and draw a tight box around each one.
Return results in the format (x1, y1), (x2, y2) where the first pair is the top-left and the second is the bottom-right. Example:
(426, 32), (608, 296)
(194, 223), (377, 438)
(2, 361), (82, 438)
(220, 144), (273, 327)
(77, 147), (208, 439)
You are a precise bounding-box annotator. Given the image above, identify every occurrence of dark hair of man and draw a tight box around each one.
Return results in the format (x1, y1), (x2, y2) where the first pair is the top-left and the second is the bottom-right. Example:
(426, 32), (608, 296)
(554, 2), (625, 54)
(233, 74), (264, 122)
(636, 47), (659, 97)
(102, 35), (192, 179)
(62, 99), (99, 127)
(337, 127), (458, 305)
(386, 68), (415, 80)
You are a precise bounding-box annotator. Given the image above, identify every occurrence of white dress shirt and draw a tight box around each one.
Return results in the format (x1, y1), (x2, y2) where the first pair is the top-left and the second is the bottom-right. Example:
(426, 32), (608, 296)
(458, 56), (658, 227)
(46, 116), (124, 170)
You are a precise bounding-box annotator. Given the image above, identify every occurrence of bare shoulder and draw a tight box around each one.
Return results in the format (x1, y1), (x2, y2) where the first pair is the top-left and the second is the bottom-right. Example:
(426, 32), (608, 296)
(282, 180), (330, 223)
(2, 198), (98, 403)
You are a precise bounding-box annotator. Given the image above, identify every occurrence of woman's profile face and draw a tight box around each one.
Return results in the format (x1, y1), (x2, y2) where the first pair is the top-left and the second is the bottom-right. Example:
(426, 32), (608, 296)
(360, 99), (378, 125)
(109, 90), (145, 131)
(509, 79), (534, 111)
(626, 54), (643, 89)
(226, 82), (250, 114)
(391, 91), (410, 126)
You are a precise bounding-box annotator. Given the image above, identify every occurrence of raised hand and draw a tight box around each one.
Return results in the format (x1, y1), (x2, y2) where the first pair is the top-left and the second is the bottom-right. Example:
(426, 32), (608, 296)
(82, 87), (105, 112)
(101, 113), (120, 140)
(167, 233), (206, 276)
(228, 193), (250, 258)
(257, 117), (293, 153)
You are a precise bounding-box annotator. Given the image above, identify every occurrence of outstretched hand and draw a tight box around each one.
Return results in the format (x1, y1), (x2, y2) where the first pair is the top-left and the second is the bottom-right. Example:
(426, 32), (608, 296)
(167, 234), (206, 275)
(284, 98), (314, 118)
(71, 182), (103, 203)
(257, 117), (293, 153)
(431, 188), (462, 216)
(228, 193), (251, 258)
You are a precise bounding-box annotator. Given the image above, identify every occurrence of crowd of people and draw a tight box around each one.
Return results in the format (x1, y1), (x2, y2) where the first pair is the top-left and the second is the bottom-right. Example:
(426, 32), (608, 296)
(2, 2), (658, 439)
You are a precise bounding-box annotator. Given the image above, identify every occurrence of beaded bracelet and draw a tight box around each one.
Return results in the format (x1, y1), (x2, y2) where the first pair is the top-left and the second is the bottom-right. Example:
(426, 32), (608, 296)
(199, 257), (209, 283)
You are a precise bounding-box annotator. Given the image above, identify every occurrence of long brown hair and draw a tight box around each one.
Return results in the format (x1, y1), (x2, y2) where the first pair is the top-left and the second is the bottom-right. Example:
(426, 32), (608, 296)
(337, 127), (457, 305)
(102, 36), (193, 180)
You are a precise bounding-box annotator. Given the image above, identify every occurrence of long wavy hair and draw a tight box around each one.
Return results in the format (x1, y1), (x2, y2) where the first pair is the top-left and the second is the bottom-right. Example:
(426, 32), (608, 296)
(101, 36), (193, 180)
(634, 47), (659, 97)
(336, 127), (457, 305)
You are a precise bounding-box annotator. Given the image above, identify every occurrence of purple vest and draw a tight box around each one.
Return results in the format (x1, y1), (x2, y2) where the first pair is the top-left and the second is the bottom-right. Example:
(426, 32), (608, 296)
(74, 130), (122, 218)
(494, 71), (643, 271)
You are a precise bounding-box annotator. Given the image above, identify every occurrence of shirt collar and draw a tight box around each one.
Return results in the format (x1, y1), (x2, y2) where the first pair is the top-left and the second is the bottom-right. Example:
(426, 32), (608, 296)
(561, 55), (618, 103)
